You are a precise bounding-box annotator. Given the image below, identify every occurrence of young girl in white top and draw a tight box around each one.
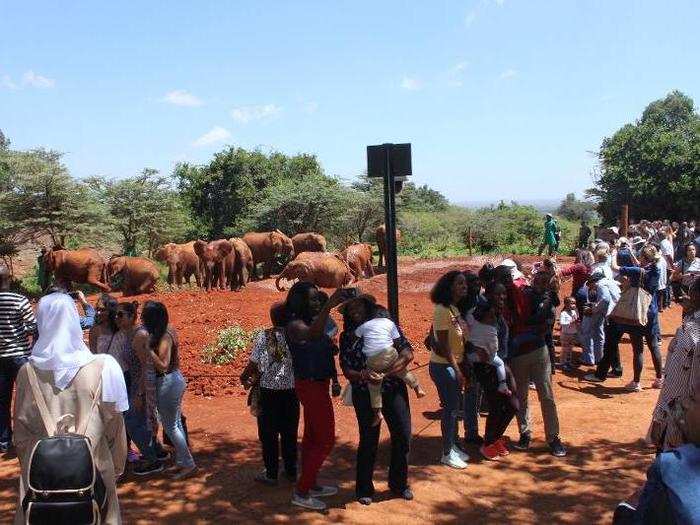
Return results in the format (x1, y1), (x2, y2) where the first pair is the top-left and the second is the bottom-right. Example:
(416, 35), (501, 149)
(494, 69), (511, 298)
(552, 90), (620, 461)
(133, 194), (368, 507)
(346, 295), (425, 426)
(559, 296), (580, 371)
(466, 302), (510, 395)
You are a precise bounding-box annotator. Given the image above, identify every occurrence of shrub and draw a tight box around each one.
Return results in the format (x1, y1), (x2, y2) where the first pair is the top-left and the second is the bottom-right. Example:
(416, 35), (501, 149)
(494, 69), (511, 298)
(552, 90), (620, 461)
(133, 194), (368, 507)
(202, 324), (252, 365)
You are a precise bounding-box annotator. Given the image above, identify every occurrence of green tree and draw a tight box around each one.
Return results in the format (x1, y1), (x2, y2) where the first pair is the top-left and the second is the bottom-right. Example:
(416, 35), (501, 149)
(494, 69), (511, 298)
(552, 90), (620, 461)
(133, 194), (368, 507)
(175, 147), (324, 238)
(590, 90), (700, 223)
(398, 182), (449, 212)
(0, 148), (108, 247)
(247, 174), (350, 237)
(90, 169), (192, 256)
(556, 193), (598, 222)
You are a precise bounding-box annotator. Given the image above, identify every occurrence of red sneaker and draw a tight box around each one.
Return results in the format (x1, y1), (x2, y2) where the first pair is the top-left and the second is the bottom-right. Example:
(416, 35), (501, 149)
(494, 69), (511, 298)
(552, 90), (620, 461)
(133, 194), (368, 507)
(496, 438), (510, 456)
(480, 443), (500, 461)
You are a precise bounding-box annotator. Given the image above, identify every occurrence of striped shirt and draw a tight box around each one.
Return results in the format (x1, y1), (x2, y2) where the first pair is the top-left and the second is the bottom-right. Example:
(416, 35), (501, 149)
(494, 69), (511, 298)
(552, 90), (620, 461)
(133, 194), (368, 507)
(0, 292), (36, 358)
(651, 310), (700, 450)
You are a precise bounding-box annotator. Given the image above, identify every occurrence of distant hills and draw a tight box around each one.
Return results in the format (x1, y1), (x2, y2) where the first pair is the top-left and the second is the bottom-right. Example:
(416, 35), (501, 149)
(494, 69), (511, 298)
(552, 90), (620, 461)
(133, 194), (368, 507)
(456, 198), (560, 213)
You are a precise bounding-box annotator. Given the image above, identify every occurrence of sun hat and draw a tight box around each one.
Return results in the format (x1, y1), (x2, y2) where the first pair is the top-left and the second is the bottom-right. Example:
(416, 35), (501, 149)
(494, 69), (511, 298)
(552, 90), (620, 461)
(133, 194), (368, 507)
(498, 258), (525, 281)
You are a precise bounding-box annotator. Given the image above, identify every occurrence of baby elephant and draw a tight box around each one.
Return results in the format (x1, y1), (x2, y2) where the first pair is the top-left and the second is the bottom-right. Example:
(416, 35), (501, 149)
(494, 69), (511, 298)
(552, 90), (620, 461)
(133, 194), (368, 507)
(275, 252), (354, 291)
(106, 256), (160, 296)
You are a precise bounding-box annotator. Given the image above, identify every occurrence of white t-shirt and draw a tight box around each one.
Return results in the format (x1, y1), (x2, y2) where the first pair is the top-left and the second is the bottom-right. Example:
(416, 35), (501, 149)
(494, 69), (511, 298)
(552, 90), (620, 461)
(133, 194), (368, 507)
(591, 261), (613, 280)
(660, 239), (674, 259)
(466, 314), (498, 358)
(657, 258), (668, 291)
(355, 318), (400, 357)
(559, 309), (579, 335)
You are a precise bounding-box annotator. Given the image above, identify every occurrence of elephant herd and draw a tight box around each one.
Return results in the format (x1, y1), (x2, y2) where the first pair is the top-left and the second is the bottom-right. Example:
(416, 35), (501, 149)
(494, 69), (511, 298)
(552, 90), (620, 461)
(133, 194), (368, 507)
(42, 226), (401, 296)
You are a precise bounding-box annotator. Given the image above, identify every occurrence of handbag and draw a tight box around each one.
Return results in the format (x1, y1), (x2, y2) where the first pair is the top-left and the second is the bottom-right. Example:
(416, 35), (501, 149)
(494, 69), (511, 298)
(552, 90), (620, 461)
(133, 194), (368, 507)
(609, 269), (652, 326)
(23, 364), (107, 525)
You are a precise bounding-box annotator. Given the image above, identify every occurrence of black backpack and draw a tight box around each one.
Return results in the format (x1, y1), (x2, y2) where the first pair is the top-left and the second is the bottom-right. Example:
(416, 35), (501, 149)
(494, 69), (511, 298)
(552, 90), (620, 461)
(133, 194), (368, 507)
(23, 364), (107, 525)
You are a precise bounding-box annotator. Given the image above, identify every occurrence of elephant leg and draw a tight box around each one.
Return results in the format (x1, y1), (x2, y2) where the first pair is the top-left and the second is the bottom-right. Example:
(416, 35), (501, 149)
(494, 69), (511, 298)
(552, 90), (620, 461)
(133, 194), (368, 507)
(194, 268), (202, 288)
(87, 267), (111, 293)
(263, 261), (272, 279)
(366, 260), (375, 278)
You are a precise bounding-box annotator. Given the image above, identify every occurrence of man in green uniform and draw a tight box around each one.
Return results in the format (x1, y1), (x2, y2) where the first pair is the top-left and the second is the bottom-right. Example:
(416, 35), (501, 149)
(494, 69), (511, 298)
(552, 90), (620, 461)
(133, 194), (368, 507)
(538, 214), (559, 256)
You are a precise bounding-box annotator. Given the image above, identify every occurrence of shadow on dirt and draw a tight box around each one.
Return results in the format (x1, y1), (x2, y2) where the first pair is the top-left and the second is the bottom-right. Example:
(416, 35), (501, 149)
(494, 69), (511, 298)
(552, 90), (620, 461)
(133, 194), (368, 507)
(0, 429), (653, 524)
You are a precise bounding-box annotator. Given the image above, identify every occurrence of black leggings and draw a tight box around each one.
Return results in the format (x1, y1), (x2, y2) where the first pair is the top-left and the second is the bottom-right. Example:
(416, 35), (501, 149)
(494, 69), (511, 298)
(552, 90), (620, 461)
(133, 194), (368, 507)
(473, 363), (517, 446)
(257, 388), (300, 479)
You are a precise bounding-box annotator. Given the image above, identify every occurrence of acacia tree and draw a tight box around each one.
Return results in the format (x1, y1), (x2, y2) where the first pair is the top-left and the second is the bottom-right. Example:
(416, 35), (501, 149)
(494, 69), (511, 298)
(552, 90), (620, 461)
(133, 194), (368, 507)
(90, 169), (191, 256)
(0, 147), (108, 248)
(589, 91), (700, 223)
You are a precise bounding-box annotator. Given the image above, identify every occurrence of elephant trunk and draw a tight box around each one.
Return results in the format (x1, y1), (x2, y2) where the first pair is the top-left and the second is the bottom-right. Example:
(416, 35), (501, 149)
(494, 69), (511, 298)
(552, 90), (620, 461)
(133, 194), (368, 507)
(275, 271), (287, 291)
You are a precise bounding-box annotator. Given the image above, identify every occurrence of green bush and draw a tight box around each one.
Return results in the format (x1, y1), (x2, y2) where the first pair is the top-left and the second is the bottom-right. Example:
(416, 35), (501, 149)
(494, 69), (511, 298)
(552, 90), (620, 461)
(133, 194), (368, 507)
(201, 325), (253, 365)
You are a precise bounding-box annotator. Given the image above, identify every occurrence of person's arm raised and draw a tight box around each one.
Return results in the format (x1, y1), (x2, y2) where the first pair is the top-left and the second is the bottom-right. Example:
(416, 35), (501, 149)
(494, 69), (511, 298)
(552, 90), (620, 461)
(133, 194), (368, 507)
(286, 288), (344, 344)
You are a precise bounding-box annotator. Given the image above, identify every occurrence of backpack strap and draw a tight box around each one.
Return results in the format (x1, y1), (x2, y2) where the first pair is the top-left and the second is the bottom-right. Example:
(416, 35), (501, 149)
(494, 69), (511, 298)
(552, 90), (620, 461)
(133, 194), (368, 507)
(25, 364), (57, 437)
(78, 360), (104, 436)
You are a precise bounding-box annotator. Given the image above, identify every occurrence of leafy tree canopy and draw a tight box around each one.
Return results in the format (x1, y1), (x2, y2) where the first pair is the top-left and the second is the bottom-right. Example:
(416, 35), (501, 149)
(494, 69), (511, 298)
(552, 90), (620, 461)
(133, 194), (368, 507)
(589, 90), (700, 223)
(556, 193), (598, 222)
(175, 147), (324, 238)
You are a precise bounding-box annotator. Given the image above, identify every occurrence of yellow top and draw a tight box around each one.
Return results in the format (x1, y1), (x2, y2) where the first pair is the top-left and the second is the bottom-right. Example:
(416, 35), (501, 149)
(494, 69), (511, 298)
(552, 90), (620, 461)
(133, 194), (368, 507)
(430, 304), (465, 364)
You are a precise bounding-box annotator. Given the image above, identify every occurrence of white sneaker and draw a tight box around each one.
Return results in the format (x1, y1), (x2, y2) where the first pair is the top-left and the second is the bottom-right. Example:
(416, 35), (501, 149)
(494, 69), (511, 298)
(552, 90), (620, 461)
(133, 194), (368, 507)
(309, 485), (338, 498)
(440, 450), (468, 469)
(624, 381), (641, 392)
(292, 492), (327, 511)
(452, 445), (470, 462)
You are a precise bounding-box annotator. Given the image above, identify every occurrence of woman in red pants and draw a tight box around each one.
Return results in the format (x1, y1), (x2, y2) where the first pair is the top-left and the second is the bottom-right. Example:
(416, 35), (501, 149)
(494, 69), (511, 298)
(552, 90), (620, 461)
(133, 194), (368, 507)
(284, 282), (344, 511)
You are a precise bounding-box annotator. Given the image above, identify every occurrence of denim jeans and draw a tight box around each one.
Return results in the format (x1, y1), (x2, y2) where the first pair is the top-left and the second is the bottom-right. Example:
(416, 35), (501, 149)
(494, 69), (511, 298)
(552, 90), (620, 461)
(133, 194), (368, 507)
(429, 362), (461, 455)
(156, 370), (195, 468)
(581, 313), (605, 365)
(0, 355), (28, 447)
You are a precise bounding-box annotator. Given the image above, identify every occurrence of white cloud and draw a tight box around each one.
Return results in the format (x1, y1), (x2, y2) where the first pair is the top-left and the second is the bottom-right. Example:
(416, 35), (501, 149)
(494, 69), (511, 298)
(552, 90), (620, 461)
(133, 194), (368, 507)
(1, 75), (17, 90)
(499, 68), (517, 80)
(400, 76), (423, 91)
(22, 70), (55, 88)
(192, 126), (232, 147)
(447, 61), (468, 87)
(302, 101), (319, 114)
(230, 104), (281, 123)
(161, 89), (203, 107)
(464, 10), (477, 27)
(494, 0), (505, 6)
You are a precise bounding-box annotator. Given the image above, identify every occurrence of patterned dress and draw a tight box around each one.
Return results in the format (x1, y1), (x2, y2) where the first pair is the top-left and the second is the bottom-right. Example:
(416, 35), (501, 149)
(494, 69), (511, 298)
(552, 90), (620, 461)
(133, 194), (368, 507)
(128, 327), (159, 432)
(649, 311), (700, 450)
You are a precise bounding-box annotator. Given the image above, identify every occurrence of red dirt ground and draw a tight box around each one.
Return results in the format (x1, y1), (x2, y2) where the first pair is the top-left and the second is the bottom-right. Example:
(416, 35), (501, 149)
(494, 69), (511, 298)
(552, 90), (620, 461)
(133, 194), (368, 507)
(0, 255), (679, 524)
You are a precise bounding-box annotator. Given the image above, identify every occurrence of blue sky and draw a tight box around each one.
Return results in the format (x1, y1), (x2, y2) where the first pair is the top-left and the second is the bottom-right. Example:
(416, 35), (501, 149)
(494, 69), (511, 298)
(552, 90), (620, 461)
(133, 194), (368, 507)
(1, 1), (698, 202)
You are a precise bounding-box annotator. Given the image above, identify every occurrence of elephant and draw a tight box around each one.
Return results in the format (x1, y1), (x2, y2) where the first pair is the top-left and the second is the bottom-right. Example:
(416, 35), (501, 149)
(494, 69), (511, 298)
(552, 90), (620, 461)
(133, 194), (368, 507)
(242, 230), (295, 280)
(340, 243), (375, 281)
(154, 241), (201, 288)
(376, 224), (402, 268)
(106, 256), (160, 296)
(44, 247), (110, 292)
(291, 232), (327, 254)
(193, 239), (235, 292)
(275, 252), (354, 291)
(229, 238), (254, 290)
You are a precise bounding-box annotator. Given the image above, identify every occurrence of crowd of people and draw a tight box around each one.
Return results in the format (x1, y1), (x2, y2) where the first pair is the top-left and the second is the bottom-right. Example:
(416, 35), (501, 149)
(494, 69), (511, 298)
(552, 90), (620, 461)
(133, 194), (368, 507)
(0, 215), (698, 522)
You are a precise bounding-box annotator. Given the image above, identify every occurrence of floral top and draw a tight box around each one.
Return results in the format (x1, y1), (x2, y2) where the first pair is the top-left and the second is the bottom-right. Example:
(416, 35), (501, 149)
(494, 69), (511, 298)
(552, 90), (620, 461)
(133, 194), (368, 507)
(650, 311), (700, 450)
(250, 328), (295, 390)
(339, 312), (414, 394)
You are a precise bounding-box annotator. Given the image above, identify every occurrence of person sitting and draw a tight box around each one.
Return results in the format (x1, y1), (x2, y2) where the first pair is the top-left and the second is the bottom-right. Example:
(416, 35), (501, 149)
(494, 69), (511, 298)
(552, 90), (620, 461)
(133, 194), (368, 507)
(347, 294), (425, 426)
(240, 302), (299, 486)
(12, 292), (128, 524)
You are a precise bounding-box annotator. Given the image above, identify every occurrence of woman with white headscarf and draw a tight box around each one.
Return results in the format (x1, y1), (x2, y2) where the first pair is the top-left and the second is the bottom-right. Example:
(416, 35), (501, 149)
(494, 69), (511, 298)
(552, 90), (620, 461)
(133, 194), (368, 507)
(12, 292), (128, 524)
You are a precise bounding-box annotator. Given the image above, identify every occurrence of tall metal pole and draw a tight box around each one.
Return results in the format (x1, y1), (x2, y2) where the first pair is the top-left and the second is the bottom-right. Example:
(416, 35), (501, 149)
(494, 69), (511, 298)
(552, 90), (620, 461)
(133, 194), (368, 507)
(382, 144), (400, 324)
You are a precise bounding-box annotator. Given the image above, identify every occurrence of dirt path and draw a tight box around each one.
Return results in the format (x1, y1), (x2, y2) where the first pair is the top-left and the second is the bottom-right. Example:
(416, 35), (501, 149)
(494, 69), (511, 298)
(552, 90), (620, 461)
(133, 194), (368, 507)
(0, 256), (676, 524)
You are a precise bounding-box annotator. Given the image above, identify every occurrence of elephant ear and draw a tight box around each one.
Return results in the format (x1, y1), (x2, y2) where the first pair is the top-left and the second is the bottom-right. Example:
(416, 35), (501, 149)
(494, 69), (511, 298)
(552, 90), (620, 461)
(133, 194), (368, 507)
(193, 240), (207, 257)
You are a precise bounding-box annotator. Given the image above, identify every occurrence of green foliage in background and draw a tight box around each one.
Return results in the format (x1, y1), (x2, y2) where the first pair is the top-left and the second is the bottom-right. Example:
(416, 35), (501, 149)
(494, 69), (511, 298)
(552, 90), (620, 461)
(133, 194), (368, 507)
(590, 90), (700, 223)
